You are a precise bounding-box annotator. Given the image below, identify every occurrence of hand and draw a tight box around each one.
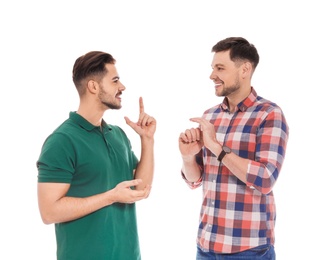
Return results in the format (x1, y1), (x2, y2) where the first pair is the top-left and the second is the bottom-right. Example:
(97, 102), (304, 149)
(179, 127), (203, 158)
(189, 117), (219, 153)
(111, 179), (151, 204)
(124, 97), (156, 139)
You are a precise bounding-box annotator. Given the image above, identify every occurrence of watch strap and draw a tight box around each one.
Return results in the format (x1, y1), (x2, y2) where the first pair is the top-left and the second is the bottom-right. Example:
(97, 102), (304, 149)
(217, 150), (226, 162)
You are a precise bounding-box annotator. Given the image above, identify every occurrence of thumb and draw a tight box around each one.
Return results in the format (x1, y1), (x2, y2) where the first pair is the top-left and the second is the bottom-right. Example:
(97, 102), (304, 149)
(124, 116), (132, 126)
(128, 179), (142, 188)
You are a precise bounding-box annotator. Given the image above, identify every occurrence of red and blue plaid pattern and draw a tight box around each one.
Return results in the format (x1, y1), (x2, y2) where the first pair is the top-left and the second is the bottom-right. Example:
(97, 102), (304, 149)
(182, 88), (289, 253)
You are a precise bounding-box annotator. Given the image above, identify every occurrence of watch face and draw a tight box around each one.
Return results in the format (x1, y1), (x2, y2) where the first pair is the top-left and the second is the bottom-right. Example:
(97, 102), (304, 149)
(223, 146), (231, 153)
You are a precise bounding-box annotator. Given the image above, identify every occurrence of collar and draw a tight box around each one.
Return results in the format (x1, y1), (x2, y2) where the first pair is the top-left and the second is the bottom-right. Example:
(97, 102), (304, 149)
(220, 87), (257, 112)
(69, 112), (111, 132)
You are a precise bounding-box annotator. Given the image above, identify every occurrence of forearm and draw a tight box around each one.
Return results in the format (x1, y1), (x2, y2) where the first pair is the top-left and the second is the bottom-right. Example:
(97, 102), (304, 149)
(206, 140), (249, 184)
(134, 137), (154, 190)
(39, 189), (115, 225)
(210, 141), (274, 191)
(220, 152), (249, 184)
(181, 155), (202, 182)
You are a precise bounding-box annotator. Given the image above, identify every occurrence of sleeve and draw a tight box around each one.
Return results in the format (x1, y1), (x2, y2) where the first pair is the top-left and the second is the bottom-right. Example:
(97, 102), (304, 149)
(246, 106), (289, 194)
(37, 133), (76, 183)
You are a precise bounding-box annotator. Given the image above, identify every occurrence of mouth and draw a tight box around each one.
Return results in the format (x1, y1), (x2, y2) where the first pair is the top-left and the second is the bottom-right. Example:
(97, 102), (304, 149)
(215, 83), (222, 89)
(116, 92), (122, 100)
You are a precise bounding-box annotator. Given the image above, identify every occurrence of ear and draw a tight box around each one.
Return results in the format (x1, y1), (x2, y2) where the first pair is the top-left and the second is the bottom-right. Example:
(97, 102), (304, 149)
(86, 80), (98, 94)
(241, 61), (252, 79)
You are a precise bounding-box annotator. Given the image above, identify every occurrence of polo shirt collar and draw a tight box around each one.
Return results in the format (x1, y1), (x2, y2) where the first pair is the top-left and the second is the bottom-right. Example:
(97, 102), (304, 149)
(69, 112), (111, 132)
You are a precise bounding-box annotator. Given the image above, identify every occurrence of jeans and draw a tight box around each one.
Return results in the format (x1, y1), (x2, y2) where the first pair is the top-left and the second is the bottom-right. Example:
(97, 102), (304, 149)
(196, 244), (276, 260)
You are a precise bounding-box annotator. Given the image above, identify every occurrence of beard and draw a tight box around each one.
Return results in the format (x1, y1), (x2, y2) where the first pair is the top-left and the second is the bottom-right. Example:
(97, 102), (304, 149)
(101, 100), (121, 110)
(98, 87), (122, 110)
(217, 77), (241, 97)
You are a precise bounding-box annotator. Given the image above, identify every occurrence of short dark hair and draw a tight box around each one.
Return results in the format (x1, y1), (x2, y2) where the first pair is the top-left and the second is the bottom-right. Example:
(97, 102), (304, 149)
(211, 37), (259, 70)
(72, 51), (116, 95)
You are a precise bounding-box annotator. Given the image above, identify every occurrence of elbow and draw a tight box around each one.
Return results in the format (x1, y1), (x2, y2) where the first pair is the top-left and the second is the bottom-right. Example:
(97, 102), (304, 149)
(248, 176), (276, 195)
(247, 163), (279, 194)
(42, 219), (53, 225)
(40, 216), (53, 225)
(39, 210), (56, 225)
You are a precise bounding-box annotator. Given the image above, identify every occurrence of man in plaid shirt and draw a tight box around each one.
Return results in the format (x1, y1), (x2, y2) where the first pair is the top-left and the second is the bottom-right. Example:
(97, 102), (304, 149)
(179, 37), (289, 260)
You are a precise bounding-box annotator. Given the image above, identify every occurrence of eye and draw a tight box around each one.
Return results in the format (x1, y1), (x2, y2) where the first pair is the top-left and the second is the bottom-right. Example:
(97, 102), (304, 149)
(215, 65), (223, 71)
(112, 76), (120, 83)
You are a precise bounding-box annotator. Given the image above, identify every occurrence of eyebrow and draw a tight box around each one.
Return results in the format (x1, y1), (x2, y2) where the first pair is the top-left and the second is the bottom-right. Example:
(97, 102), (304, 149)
(212, 63), (224, 69)
(112, 76), (120, 81)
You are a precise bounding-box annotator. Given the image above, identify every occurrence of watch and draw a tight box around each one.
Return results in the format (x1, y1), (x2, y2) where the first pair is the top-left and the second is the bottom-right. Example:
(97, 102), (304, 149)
(217, 146), (231, 162)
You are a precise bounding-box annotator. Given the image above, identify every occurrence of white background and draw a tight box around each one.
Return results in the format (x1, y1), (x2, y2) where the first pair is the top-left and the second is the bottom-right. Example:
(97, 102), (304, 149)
(1, 0), (326, 259)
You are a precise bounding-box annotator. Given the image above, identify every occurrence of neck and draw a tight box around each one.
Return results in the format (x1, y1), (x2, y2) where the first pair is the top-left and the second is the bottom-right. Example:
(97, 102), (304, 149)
(227, 86), (252, 112)
(77, 102), (105, 126)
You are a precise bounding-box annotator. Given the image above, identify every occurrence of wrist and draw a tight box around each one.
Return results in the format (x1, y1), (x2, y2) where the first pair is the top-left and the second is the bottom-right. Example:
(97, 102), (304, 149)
(207, 140), (222, 157)
(140, 136), (154, 144)
(217, 145), (231, 162)
(181, 154), (196, 162)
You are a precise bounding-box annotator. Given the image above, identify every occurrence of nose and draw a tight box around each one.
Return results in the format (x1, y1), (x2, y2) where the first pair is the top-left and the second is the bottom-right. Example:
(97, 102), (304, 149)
(120, 82), (126, 91)
(209, 70), (216, 80)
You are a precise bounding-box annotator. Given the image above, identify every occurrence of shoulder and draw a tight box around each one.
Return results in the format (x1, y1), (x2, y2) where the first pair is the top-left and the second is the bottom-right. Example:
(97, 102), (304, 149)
(254, 95), (286, 115)
(41, 118), (85, 149)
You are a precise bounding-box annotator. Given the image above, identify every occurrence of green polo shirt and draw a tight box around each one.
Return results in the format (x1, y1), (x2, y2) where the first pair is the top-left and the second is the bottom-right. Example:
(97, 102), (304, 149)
(37, 112), (140, 260)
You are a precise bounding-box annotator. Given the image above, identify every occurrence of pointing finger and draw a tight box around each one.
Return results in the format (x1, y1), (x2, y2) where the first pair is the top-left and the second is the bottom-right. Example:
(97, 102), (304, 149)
(139, 97), (144, 114)
(190, 117), (202, 123)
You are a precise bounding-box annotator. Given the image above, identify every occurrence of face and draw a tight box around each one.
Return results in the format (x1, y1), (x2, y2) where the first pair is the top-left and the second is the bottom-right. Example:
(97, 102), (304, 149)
(210, 50), (242, 97)
(98, 63), (126, 110)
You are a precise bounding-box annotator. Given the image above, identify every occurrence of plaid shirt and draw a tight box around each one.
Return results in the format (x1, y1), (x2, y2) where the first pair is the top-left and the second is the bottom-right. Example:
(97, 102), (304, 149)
(182, 87), (289, 254)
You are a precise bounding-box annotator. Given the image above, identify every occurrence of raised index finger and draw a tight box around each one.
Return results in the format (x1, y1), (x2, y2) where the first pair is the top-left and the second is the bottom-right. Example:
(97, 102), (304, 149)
(190, 117), (203, 124)
(139, 96), (144, 114)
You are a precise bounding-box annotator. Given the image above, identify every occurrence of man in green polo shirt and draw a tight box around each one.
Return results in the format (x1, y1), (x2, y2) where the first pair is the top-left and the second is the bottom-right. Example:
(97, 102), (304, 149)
(37, 51), (156, 260)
